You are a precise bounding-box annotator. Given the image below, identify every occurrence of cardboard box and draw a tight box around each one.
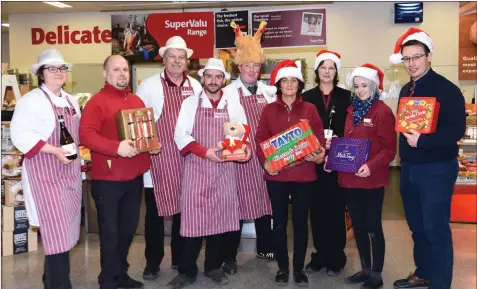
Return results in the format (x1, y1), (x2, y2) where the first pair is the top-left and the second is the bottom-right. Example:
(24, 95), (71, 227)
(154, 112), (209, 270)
(116, 107), (160, 152)
(325, 137), (371, 173)
(2, 229), (38, 256)
(2, 205), (29, 232)
(396, 97), (440, 134)
(3, 180), (24, 207)
(259, 121), (321, 172)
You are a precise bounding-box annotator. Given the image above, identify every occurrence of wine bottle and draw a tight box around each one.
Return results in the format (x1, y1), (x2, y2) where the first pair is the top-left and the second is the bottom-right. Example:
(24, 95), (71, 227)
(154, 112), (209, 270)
(58, 115), (77, 160)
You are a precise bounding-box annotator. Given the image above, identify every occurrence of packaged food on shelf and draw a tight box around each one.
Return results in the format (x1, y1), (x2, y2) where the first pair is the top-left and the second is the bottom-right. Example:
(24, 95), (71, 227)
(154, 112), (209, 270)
(2, 205), (29, 232)
(2, 155), (23, 177)
(2, 229), (37, 256)
(3, 180), (24, 206)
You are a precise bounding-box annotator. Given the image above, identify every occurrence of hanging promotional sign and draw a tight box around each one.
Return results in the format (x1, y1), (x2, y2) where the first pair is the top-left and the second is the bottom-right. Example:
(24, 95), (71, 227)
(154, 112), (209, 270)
(215, 10), (249, 49)
(251, 9), (327, 48)
(146, 12), (215, 60)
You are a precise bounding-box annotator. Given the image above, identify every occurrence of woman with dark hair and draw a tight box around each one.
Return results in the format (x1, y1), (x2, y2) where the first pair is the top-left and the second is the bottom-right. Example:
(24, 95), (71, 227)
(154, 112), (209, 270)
(255, 59), (326, 287)
(325, 63), (396, 289)
(10, 49), (81, 289)
(302, 50), (351, 275)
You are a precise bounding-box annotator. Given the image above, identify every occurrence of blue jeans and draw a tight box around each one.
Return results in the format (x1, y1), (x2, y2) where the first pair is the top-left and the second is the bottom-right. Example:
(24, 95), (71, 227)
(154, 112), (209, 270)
(400, 158), (458, 289)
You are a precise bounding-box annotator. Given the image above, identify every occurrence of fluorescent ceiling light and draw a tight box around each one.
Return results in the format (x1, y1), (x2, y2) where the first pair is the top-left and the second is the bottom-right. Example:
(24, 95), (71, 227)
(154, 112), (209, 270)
(43, 2), (72, 8)
(1, 23), (10, 27)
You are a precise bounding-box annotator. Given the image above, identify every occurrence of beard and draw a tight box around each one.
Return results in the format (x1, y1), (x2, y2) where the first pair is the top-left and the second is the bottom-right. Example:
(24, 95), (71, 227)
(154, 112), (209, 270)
(116, 79), (129, 88)
(204, 84), (221, 94)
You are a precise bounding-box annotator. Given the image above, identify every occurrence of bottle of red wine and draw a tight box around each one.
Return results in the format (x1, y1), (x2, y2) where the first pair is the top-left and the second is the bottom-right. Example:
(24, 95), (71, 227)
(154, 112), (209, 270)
(58, 115), (77, 160)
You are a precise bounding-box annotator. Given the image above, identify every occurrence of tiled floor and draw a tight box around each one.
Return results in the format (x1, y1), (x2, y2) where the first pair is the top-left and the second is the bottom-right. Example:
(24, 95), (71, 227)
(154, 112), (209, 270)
(2, 170), (476, 289)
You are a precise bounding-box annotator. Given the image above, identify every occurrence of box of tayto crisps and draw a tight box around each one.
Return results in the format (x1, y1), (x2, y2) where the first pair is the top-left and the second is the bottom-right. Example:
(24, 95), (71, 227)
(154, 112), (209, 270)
(395, 97), (440, 134)
(259, 121), (321, 173)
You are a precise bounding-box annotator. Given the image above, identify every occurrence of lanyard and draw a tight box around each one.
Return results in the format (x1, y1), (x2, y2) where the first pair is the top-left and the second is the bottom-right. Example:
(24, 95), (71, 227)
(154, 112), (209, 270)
(321, 89), (333, 110)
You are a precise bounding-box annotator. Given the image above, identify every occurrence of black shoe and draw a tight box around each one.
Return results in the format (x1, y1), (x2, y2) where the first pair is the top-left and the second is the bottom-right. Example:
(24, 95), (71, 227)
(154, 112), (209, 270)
(171, 264), (179, 270)
(293, 271), (308, 287)
(117, 274), (144, 288)
(142, 265), (159, 281)
(275, 270), (289, 286)
(204, 269), (229, 285)
(393, 273), (430, 289)
(344, 271), (370, 284)
(167, 273), (196, 289)
(304, 261), (323, 273)
(221, 260), (237, 275)
(256, 252), (275, 260)
(326, 267), (342, 276)
(361, 278), (384, 289)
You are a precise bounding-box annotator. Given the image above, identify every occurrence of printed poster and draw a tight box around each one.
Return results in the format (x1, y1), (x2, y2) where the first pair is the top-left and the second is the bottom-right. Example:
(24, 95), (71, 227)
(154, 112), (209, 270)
(459, 2), (477, 80)
(215, 10), (249, 49)
(251, 9), (327, 48)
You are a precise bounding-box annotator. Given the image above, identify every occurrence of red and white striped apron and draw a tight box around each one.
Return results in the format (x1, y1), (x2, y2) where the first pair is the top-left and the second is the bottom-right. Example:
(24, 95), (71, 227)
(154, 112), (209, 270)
(236, 87), (272, 219)
(23, 89), (82, 255)
(180, 94), (240, 237)
(151, 77), (194, 216)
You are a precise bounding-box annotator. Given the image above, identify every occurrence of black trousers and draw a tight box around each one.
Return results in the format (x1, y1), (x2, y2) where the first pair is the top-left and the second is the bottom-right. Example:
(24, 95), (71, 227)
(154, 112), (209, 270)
(179, 234), (224, 278)
(42, 251), (71, 289)
(266, 180), (314, 273)
(343, 186), (385, 273)
(309, 167), (347, 269)
(91, 176), (143, 287)
(221, 214), (273, 262)
(144, 188), (184, 270)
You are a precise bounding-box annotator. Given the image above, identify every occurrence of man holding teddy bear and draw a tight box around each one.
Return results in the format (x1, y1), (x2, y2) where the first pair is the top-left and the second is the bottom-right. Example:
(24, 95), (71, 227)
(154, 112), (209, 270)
(170, 58), (250, 288)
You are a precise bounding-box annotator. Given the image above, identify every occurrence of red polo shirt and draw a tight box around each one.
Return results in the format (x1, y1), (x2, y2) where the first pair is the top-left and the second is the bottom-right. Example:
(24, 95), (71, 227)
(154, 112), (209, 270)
(79, 82), (151, 182)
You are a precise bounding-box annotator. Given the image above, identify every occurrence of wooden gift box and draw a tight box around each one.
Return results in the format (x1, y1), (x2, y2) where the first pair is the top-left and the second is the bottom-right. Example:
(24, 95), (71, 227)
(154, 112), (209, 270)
(395, 97), (440, 134)
(259, 121), (321, 173)
(116, 108), (160, 153)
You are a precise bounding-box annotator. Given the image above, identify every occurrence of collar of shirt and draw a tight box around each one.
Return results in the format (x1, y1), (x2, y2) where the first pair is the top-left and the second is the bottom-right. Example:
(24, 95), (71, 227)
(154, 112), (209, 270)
(200, 90), (225, 108)
(163, 70), (188, 87)
(236, 77), (263, 96)
(276, 93), (303, 108)
(414, 67), (434, 87)
(102, 81), (130, 97)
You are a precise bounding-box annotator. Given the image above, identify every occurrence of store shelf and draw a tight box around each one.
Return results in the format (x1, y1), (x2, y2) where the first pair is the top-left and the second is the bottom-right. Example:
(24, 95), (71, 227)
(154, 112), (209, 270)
(2, 176), (21, 181)
(1, 150), (23, 155)
(458, 139), (477, 145)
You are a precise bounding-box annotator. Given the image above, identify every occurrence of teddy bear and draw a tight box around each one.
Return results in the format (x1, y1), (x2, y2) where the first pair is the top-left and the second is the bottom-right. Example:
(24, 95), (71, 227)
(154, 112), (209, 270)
(218, 122), (250, 161)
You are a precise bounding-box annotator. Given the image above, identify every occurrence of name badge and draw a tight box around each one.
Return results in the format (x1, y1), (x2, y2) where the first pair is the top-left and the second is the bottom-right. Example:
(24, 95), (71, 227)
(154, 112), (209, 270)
(214, 112), (228, 119)
(257, 98), (267, 104)
(363, 118), (374, 127)
(182, 90), (192, 97)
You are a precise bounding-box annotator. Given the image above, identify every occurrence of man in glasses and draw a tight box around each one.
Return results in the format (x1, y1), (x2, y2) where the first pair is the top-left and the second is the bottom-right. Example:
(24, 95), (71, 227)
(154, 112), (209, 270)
(389, 27), (466, 289)
(221, 21), (277, 275)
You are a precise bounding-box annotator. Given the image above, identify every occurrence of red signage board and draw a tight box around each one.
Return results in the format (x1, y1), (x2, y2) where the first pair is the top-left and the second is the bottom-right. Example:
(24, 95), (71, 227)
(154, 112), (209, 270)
(146, 12), (215, 60)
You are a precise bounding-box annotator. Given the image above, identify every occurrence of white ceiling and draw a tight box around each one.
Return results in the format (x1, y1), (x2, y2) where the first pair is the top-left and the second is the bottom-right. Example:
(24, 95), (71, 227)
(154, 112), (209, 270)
(1, 1), (330, 32)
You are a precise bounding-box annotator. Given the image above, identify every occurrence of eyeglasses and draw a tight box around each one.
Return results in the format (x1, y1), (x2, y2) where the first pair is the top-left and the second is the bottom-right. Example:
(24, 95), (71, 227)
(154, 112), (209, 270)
(44, 66), (68, 73)
(401, 54), (427, 64)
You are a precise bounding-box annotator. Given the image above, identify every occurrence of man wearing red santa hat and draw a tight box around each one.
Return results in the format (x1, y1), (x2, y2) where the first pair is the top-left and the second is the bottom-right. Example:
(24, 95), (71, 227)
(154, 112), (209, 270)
(302, 49), (351, 276)
(389, 27), (466, 289)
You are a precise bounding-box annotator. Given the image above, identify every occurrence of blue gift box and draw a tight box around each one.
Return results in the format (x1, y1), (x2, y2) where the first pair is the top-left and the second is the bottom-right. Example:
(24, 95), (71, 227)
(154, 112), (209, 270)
(325, 137), (371, 173)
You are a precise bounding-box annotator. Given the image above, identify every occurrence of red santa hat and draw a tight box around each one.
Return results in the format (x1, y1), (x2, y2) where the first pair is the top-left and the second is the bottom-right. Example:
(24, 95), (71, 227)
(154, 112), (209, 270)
(241, 124), (250, 142)
(389, 27), (434, 64)
(270, 59), (304, 85)
(350, 63), (384, 91)
(314, 50), (342, 71)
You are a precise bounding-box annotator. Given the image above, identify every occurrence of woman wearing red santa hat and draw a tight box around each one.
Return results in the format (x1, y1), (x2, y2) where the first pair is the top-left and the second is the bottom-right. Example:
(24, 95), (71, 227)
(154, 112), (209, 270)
(302, 49), (351, 276)
(324, 64), (396, 289)
(255, 59), (326, 287)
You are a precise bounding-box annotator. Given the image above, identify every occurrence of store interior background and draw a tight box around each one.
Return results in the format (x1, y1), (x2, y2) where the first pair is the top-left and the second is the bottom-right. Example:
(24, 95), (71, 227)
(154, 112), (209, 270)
(1, 2), (476, 289)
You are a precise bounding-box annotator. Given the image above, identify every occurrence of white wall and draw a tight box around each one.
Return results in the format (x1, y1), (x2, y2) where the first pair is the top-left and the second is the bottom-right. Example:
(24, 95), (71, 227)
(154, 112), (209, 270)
(2, 31), (9, 64)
